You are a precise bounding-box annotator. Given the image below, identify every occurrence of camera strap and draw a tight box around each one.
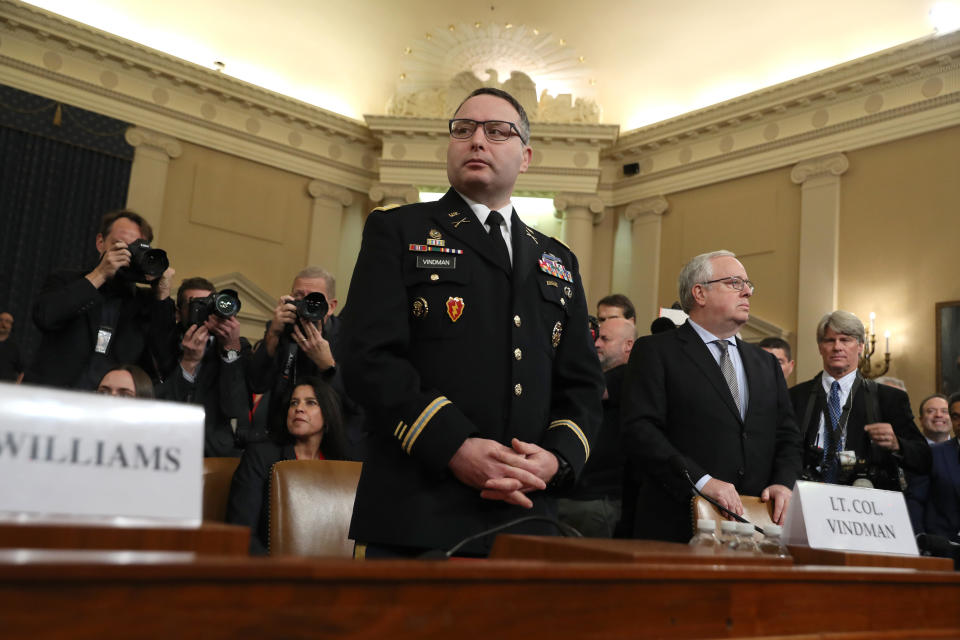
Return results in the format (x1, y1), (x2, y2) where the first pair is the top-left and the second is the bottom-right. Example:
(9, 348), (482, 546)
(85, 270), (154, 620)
(802, 372), (860, 459)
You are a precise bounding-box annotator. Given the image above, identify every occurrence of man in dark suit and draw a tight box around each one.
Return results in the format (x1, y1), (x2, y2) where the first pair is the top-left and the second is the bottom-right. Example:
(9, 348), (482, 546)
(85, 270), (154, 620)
(621, 250), (802, 543)
(340, 87), (604, 556)
(157, 277), (252, 457)
(25, 210), (177, 390)
(789, 310), (930, 490)
(906, 434), (960, 543)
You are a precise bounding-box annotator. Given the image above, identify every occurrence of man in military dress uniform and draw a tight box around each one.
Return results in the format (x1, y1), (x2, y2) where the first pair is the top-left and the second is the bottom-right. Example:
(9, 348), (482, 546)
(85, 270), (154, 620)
(340, 88), (604, 556)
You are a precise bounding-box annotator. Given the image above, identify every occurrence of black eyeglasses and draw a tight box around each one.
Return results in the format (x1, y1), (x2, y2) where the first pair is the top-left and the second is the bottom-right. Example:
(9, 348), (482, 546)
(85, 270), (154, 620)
(448, 119), (527, 144)
(700, 276), (756, 293)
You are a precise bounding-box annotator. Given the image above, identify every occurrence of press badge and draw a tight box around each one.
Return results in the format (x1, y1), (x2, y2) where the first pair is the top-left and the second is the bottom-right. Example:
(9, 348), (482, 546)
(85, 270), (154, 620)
(95, 326), (114, 355)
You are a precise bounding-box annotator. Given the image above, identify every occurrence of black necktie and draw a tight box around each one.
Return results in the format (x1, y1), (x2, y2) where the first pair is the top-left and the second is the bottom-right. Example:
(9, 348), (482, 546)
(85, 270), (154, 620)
(486, 210), (510, 266)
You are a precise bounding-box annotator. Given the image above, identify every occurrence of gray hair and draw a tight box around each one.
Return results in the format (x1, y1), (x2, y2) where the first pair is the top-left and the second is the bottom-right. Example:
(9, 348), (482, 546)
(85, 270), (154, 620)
(816, 310), (865, 344)
(294, 266), (336, 299)
(677, 250), (736, 313)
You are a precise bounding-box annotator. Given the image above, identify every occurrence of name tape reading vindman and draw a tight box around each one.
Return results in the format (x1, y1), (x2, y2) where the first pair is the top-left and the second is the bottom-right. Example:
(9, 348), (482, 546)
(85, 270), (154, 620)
(0, 382), (204, 527)
(782, 480), (918, 556)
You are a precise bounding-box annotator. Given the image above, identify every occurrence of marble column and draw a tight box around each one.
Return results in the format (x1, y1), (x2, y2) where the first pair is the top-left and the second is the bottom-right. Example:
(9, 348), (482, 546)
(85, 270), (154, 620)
(368, 182), (419, 208)
(124, 127), (182, 244)
(307, 180), (354, 277)
(791, 152), (849, 380)
(553, 193), (605, 302)
(623, 196), (669, 331)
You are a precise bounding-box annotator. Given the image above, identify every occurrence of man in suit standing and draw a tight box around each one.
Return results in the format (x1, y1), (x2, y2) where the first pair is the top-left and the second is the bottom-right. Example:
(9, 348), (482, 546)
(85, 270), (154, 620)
(621, 250), (802, 543)
(340, 87), (603, 557)
(789, 310), (930, 490)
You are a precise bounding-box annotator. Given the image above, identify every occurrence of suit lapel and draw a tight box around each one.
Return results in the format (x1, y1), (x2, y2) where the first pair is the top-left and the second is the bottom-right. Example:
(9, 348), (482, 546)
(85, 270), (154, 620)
(677, 322), (742, 423)
(434, 189), (511, 275)
(738, 338), (759, 422)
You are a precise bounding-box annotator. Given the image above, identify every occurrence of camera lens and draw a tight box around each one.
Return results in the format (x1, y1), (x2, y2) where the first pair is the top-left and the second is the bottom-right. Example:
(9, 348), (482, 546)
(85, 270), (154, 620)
(213, 289), (241, 318)
(139, 248), (169, 277)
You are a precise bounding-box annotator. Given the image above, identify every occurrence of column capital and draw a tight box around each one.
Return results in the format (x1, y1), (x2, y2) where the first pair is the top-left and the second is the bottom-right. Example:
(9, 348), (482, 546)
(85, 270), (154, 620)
(124, 126), (182, 159)
(368, 182), (419, 205)
(790, 152), (849, 184)
(624, 196), (669, 222)
(553, 192), (605, 224)
(308, 180), (353, 206)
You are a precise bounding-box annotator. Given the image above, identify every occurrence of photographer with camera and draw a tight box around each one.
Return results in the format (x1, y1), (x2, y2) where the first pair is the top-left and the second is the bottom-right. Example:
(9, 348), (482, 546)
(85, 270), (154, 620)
(157, 277), (252, 457)
(247, 266), (363, 460)
(789, 310), (930, 490)
(25, 209), (178, 390)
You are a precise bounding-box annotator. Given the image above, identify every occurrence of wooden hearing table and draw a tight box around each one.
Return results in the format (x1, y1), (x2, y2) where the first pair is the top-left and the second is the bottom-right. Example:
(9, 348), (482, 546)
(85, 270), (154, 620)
(1, 532), (958, 639)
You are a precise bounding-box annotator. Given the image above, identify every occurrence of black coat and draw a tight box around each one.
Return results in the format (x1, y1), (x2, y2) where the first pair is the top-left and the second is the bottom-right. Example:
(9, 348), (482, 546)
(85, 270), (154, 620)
(157, 336), (253, 457)
(906, 439), (960, 542)
(225, 441), (294, 555)
(789, 374), (931, 489)
(25, 269), (177, 389)
(340, 189), (604, 553)
(621, 320), (803, 543)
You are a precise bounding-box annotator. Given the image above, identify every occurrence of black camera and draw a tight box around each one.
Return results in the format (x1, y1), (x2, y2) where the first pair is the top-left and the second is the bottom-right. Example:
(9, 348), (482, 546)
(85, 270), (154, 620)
(187, 289), (241, 327)
(294, 292), (328, 323)
(284, 292), (328, 337)
(801, 446), (899, 490)
(117, 241), (169, 283)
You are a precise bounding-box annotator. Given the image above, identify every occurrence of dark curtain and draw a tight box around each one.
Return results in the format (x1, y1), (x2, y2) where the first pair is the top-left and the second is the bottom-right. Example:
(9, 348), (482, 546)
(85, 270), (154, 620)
(0, 84), (133, 366)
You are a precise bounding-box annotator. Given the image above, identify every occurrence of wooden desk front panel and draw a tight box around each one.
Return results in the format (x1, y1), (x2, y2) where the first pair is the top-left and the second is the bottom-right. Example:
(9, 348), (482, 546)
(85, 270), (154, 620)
(1, 554), (959, 639)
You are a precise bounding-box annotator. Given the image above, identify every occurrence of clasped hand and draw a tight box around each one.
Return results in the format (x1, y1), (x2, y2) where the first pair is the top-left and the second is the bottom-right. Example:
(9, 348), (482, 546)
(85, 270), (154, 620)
(449, 437), (559, 508)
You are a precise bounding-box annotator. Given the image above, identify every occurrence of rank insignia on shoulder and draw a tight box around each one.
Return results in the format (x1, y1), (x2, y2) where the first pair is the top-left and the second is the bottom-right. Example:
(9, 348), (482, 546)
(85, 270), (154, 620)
(371, 203), (402, 213)
(538, 252), (573, 282)
(552, 321), (563, 348)
(412, 297), (428, 319)
(446, 297), (464, 322)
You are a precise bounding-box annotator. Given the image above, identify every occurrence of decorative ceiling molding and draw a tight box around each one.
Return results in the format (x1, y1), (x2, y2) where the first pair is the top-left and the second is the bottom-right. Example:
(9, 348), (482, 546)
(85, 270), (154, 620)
(0, 0), (378, 191)
(602, 31), (960, 204)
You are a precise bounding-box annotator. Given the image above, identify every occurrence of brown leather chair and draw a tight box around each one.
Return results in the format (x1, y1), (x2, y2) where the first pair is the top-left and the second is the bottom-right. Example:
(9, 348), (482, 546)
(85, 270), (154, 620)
(268, 459), (362, 557)
(692, 495), (775, 536)
(202, 457), (241, 522)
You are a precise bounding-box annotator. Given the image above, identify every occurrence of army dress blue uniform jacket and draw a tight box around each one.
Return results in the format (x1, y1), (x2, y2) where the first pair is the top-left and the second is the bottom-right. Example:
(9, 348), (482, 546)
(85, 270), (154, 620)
(340, 189), (604, 554)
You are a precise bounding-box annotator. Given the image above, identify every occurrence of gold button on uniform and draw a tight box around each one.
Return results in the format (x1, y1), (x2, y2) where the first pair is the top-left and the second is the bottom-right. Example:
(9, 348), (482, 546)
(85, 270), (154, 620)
(514, 384), (522, 396)
(513, 348), (522, 360)
(430, 273), (439, 281)
(513, 315), (521, 327)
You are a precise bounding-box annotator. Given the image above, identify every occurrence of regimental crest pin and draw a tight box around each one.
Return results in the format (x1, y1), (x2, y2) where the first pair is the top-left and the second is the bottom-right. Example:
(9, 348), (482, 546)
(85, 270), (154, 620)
(563, 286), (573, 298)
(446, 297), (465, 322)
(552, 321), (563, 348)
(412, 297), (428, 319)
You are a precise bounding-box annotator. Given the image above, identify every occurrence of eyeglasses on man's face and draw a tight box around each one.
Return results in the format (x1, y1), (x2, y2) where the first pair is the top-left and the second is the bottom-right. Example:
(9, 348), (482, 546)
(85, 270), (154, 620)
(448, 119), (526, 144)
(700, 276), (756, 293)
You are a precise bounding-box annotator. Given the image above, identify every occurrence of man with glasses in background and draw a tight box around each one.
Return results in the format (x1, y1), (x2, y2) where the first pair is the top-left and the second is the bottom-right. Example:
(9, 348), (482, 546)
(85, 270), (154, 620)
(340, 87), (603, 557)
(621, 250), (802, 542)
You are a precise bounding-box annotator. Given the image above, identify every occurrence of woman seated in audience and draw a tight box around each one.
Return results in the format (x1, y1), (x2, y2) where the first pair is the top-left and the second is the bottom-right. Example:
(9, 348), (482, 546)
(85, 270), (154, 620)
(96, 364), (155, 399)
(226, 376), (349, 555)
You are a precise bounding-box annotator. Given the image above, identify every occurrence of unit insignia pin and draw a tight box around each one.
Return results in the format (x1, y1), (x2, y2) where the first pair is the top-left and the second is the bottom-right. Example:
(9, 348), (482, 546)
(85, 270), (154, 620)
(563, 286), (573, 298)
(552, 321), (563, 348)
(446, 297), (465, 322)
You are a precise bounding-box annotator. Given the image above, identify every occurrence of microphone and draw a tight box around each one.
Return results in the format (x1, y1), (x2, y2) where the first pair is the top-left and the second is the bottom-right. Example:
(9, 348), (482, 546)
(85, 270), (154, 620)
(419, 515), (583, 560)
(670, 456), (763, 533)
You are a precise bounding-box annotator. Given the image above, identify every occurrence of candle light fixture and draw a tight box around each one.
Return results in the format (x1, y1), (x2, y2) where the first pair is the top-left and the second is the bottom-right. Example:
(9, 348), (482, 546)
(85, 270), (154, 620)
(859, 312), (892, 378)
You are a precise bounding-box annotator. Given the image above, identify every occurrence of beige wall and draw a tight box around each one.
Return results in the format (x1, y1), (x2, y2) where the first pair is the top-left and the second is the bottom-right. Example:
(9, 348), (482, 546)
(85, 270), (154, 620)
(837, 125), (960, 403)
(654, 166), (802, 379)
(161, 141), (315, 300)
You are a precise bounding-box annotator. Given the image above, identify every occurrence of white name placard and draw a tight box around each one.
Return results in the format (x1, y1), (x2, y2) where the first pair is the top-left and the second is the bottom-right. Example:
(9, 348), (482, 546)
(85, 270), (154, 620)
(782, 480), (918, 556)
(0, 382), (204, 526)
